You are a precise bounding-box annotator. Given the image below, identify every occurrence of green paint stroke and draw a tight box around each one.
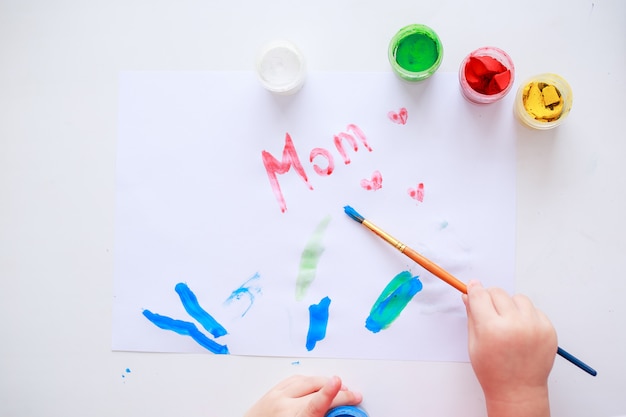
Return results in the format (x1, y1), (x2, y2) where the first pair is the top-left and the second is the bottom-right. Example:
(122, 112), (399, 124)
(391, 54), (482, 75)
(365, 271), (423, 333)
(295, 215), (332, 301)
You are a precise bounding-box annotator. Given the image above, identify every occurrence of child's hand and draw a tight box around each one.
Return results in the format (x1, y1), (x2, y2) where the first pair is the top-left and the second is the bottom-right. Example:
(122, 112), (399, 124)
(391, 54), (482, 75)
(463, 280), (557, 417)
(244, 375), (362, 417)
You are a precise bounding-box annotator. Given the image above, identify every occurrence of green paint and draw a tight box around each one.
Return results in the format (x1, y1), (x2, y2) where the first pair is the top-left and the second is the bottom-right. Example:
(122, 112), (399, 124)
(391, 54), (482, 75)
(394, 33), (439, 72)
(295, 216), (332, 301)
(365, 271), (423, 333)
(388, 24), (443, 82)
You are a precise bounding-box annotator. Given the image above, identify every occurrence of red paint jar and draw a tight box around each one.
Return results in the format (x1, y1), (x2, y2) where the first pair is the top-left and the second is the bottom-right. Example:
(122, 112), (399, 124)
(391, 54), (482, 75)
(459, 46), (515, 104)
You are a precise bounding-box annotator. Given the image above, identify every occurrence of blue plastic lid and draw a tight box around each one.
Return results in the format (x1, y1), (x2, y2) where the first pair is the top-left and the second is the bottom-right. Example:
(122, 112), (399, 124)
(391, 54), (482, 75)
(325, 405), (368, 417)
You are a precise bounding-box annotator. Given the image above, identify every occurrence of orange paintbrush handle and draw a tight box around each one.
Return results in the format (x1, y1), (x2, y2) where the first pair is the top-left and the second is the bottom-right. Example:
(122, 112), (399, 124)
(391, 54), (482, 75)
(360, 217), (468, 294)
(402, 246), (468, 294)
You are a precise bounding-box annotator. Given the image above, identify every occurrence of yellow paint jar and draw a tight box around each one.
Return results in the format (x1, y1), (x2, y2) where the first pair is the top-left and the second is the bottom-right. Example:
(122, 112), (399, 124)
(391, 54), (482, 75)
(514, 73), (573, 130)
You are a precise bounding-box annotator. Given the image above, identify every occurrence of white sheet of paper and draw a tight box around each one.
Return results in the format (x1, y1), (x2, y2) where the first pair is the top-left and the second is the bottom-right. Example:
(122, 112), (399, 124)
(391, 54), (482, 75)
(112, 71), (516, 361)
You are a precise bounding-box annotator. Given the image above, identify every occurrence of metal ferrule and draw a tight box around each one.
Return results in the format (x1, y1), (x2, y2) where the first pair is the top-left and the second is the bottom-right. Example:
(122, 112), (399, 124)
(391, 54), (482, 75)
(362, 220), (406, 252)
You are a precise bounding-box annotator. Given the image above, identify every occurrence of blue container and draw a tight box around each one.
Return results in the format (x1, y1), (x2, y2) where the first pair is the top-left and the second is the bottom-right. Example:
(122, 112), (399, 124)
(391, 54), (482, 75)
(325, 405), (369, 417)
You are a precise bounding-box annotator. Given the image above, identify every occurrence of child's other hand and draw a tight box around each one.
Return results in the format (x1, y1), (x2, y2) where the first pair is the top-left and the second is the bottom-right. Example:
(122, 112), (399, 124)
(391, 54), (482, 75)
(244, 375), (362, 417)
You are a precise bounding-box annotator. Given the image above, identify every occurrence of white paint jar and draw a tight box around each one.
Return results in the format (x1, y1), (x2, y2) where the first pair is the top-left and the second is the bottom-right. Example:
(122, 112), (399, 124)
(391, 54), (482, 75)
(256, 40), (306, 95)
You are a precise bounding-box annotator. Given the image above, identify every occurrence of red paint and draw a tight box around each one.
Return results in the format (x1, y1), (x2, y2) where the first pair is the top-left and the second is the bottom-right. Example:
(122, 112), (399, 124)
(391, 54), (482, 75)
(360, 170), (383, 191)
(346, 124), (372, 151)
(261, 124), (371, 213)
(408, 183), (424, 203)
(310, 147), (334, 176)
(388, 107), (408, 125)
(262, 133), (313, 213)
(464, 56), (511, 95)
(334, 132), (358, 164)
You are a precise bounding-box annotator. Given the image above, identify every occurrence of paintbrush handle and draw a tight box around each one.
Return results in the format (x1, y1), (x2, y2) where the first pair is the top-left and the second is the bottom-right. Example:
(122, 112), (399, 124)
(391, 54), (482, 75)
(361, 218), (468, 293)
(557, 346), (597, 376)
(402, 247), (468, 294)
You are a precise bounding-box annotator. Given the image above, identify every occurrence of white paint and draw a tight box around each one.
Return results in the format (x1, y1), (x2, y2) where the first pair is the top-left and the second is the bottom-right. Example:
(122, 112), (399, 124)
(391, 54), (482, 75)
(256, 40), (306, 95)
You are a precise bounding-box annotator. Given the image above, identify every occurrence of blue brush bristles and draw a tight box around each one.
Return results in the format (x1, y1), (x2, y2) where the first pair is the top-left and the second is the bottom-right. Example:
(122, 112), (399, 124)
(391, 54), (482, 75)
(343, 205), (365, 223)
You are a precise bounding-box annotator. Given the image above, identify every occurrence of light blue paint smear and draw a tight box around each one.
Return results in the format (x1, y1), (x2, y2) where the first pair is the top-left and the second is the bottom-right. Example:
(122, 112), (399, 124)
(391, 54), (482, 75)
(175, 282), (227, 338)
(296, 216), (332, 301)
(224, 272), (262, 317)
(142, 310), (229, 354)
(365, 271), (423, 333)
(306, 296), (331, 351)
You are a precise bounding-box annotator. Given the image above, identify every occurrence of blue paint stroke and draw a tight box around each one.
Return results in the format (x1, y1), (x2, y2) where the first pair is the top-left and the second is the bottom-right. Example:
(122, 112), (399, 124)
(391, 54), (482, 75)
(365, 271), (423, 333)
(142, 310), (229, 354)
(175, 282), (227, 338)
(224, 272), (262, 317)
(306, 296), (331, 351)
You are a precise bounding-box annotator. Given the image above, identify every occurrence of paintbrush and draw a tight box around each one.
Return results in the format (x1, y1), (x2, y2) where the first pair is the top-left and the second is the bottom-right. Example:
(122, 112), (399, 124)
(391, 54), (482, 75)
(343, 205), (597, 377)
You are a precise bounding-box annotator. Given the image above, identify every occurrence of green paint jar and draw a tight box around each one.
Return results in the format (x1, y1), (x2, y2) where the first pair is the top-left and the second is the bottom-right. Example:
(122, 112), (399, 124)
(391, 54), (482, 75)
(388, 24), (443, 82)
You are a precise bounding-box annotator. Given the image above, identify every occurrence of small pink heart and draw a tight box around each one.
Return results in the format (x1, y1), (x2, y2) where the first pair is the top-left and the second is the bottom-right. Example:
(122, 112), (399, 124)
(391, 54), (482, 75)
(388, 107), (408, 125)
(407, 183), (424, 202)
(361, 170), (383, 191)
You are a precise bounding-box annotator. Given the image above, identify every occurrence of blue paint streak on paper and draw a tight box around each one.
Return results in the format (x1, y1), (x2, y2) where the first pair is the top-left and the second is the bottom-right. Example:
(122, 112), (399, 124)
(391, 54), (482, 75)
(306, 296), (331, 351)
(142, 310), (229, 354)
(365, 271), (423, 333)
(224, 272), (262, 317)
(175, 282), (227, 337)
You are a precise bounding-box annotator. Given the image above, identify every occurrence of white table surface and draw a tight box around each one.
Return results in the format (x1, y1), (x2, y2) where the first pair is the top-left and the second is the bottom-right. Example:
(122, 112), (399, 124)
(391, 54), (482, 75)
(1, 1), (625, 416)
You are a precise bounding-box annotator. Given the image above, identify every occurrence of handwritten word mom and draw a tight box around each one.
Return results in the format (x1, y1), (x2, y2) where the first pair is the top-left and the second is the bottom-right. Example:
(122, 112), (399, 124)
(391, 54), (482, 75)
(261, 124), (372, 212)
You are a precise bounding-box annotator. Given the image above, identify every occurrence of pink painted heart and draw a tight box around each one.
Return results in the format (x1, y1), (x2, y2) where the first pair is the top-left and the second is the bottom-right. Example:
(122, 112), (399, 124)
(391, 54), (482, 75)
(361, 170), (383, 191)
(388, 107), (408, 125)
(407, 183), (424, 202)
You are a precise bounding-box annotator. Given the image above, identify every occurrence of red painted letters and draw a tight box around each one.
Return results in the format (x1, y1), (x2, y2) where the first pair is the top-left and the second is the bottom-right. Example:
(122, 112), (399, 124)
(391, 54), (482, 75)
(261, 125), (372, 212)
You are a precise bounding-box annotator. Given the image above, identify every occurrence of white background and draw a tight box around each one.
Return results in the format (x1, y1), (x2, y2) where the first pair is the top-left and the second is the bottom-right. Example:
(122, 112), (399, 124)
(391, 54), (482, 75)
(1, 1), (625, 416)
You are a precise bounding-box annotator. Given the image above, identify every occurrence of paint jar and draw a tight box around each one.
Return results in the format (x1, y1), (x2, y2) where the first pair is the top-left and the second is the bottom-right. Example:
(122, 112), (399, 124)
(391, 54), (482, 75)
(256, 40), (306, 95)
(388, 24), (443, 82)
(459, 46), (515, 104)
(514, 73), (573, 129)
(325, 405), (369, 417)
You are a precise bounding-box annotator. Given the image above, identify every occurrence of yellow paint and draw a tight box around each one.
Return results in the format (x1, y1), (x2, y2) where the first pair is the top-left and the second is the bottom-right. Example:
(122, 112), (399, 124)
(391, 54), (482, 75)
(522, 82), (563, 122)
(541, 85), (561, 106)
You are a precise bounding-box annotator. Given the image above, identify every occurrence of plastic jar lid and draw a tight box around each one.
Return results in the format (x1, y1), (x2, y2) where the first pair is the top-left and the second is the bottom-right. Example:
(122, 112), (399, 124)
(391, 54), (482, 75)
(325, 405), (369, 417)
(256, 40), (306, 95)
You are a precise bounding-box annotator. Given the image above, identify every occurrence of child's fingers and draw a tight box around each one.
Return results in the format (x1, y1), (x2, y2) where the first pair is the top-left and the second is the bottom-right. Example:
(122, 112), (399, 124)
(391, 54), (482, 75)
(297, 376), (342, 417)
(511, 293), (538, 317)
(280, 375), (333, 397)
(486, 287), (517, 316)
(466, 280), (499, 322)
(330, 388), (363, 409)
